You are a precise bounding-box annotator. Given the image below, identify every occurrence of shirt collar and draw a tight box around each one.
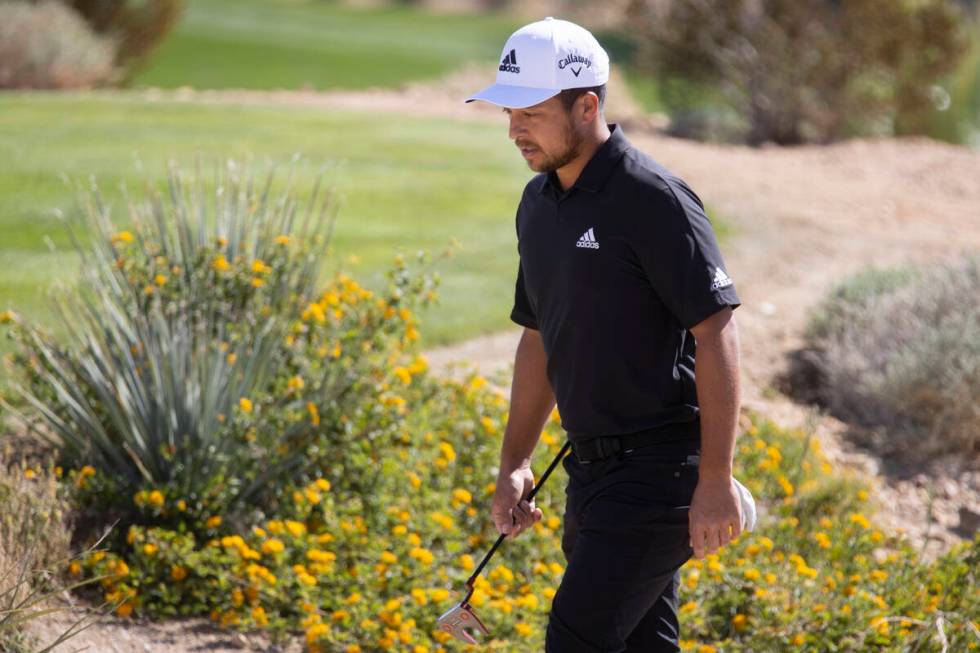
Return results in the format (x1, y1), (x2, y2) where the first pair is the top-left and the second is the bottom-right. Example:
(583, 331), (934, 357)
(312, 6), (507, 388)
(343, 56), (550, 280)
(540, 123), (631, 197)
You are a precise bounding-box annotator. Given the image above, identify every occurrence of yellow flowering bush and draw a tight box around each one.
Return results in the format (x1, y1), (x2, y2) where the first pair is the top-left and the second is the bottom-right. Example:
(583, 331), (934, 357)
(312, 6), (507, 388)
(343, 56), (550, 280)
(5, 161), (976, 651)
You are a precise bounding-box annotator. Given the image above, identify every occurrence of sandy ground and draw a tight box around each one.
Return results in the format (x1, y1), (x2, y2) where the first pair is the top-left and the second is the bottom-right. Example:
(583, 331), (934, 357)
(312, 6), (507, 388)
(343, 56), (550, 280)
(27, 70), (980, 651)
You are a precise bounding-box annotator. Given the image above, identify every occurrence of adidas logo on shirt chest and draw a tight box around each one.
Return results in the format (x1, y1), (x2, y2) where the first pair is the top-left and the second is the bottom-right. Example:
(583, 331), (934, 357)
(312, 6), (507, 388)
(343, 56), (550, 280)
(576, 227), (599, 249)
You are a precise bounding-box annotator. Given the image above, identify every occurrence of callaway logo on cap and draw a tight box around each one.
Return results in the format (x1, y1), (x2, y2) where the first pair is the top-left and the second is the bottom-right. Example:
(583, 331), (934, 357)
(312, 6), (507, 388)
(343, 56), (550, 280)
(465, 17), (610, 109)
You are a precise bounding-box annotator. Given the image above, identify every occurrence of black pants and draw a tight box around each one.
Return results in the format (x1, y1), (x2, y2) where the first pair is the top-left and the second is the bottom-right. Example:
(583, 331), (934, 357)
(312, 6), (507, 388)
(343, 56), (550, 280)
(545, 432), (701, 653)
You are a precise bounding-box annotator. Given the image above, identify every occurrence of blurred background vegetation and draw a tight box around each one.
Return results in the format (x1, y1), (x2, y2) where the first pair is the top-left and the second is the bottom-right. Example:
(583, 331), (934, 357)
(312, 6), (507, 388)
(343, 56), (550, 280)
(1, 0), (978, 143)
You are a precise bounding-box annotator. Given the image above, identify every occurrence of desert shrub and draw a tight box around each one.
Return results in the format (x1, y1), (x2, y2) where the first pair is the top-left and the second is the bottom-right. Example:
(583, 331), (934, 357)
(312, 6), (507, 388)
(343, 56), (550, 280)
(0, 160), (439, 545)
(789, 254), (979, 461)
(64, 410), (980, 651)
(626, 0), (970, 144)
(3, 161), (976, 651)
(0, 458), (104, 652)
(0, 0), (118, 89)
(63, 0), (184, 79)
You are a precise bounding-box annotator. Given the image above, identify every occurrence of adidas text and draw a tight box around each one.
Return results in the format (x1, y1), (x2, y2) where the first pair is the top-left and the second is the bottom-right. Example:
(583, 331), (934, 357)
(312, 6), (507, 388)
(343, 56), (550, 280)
(710, 267), (733, 290)
(499, 49), (520, 74)
(576, 228), (599, 249)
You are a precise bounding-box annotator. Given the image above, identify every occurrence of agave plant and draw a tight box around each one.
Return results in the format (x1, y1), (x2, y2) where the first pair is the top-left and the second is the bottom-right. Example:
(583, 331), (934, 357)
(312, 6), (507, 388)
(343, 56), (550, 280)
(4, 158), (344, 520)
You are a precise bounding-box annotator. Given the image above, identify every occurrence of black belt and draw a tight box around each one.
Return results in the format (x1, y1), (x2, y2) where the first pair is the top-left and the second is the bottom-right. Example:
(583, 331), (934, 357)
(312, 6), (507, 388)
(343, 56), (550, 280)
(569, 424), (699, 464)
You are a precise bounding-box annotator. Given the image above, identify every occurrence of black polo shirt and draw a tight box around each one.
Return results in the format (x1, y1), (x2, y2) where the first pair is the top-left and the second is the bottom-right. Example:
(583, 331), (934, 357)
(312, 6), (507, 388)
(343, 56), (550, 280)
(510, 123), (741, 442)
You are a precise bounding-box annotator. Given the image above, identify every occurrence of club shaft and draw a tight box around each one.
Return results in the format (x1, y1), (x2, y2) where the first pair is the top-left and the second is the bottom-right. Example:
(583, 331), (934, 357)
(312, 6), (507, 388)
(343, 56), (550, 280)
(466, 440), (572, 587)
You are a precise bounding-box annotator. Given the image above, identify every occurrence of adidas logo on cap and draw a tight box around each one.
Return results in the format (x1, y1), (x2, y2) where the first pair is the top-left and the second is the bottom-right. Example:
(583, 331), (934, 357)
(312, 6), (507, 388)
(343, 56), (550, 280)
(499, 49), (520, 74)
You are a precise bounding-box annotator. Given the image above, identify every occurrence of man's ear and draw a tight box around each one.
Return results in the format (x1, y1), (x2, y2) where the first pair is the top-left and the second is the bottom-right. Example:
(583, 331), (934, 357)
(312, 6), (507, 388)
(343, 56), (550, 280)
(579, 92), (600, 124)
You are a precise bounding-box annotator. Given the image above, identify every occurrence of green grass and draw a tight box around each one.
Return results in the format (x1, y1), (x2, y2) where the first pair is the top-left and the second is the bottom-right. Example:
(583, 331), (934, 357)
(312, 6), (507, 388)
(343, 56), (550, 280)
(131, 0), (521, 90)
(0, 92), (532, 353)
(0, 92), (732, 369)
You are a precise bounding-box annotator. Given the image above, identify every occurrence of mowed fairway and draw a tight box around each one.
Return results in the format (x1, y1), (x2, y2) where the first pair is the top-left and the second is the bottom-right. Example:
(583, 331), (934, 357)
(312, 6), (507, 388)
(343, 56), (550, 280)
(133, 0), (521, 90)
(0, 93), (531, 351)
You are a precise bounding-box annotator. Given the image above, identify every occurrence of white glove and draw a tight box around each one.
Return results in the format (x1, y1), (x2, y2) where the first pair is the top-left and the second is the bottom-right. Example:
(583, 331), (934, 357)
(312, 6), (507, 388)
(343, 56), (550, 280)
(732, 476), (757, 532)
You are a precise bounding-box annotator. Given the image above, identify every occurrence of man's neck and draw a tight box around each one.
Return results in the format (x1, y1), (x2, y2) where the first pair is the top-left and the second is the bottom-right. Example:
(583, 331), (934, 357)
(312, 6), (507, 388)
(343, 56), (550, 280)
(554, 122), (612, 192)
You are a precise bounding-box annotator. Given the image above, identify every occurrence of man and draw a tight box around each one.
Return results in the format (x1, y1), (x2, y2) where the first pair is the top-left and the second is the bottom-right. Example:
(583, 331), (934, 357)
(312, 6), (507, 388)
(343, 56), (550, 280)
(465, 17), (744, 653)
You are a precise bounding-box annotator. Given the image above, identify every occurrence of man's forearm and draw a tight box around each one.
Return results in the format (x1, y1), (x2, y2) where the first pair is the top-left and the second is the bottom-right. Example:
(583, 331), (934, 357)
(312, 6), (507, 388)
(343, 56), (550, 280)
(501, 328), (556, 472)
(693, 313), (741, 479)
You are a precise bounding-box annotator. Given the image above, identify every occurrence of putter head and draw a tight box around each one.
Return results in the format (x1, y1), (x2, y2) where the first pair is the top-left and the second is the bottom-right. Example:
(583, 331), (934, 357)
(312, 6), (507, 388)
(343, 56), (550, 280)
(436, 586), (491, 645)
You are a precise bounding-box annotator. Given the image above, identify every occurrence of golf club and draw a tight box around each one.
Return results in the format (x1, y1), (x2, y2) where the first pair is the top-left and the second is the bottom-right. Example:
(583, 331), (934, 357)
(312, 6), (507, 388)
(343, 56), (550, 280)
(436, 440), (572, 645)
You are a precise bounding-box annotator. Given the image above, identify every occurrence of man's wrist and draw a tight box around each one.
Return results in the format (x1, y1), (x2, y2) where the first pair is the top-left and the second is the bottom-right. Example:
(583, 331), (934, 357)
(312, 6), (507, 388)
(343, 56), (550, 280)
(500, 455), (532, 474)
(698, 463), (733, 480)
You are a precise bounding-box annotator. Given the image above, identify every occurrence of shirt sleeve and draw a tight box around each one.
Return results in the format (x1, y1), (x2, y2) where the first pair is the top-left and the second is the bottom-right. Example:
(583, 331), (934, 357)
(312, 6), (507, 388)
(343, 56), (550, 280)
(634, 177), (741, 330)
(510, 260), (539, 329)
(510, 196), (539, 330)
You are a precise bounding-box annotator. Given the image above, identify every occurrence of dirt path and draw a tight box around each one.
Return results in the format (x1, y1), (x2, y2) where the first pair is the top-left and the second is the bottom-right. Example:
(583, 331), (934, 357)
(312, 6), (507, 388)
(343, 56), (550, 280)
(32, 73), (980, 651)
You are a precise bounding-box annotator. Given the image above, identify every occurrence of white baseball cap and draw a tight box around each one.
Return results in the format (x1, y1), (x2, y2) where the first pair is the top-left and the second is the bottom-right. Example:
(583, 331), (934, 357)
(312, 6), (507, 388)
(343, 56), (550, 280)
(466, 17), (610, 109)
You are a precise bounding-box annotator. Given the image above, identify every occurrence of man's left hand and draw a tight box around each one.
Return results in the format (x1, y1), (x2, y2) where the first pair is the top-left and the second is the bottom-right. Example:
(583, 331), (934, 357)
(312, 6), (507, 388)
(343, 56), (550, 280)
(688, 475), (743, 560)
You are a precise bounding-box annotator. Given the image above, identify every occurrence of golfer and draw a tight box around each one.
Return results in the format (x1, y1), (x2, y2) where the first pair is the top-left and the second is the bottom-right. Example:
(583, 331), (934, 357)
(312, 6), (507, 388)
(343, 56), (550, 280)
(466, 18), (744, 652)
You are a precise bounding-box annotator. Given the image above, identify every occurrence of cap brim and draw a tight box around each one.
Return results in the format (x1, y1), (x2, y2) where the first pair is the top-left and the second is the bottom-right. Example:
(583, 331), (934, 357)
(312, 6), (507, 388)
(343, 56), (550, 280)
(465, 83), (561, 109)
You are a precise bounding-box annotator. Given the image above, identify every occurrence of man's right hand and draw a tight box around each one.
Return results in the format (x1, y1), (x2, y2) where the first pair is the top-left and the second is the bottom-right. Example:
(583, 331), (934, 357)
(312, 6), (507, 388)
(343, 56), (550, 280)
(491, 465), (542, 540)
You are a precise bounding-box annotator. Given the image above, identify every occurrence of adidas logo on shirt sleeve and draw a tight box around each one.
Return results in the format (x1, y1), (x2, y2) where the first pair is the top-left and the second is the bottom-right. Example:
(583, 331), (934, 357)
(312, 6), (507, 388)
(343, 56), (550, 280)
(576, 227), (600, 249)
(710, 266), (733, 291)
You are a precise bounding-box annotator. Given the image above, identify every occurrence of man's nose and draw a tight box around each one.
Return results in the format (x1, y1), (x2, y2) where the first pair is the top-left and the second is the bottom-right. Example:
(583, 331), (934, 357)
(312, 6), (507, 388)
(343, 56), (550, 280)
(508, 113), (524, 140)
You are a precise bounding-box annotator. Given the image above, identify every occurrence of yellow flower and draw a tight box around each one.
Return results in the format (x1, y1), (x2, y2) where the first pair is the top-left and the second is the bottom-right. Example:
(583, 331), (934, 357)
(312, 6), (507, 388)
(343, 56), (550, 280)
(274, 235), (290, 245)
(111, 231), (134, 244)
(480, 416), (497, 434)
(148, 490), (164, 508)
(743, 568), (761, 581)
(68, 561), (82, 576)
(261, 539), (285, 554)
(176, 499), (187, 512)
(23, 468), (36, 479)
(206, 515), (222, 529)
(380, 551), (398, 564)
(212, 254), (230, 272)
(251, 605), (268, 626)
(732, 613), (748, 630)
(393, 367), (412, 384)
(285, 520), (307, 537)
(250, 277), (265, 288)
(170, 565), (188, 581)
(849, 512), (871, 529)
(430, 512), (454, 530)
(154, 274), (167, 286)
(142, 543), (158, 556)
(0, 310), (17, 324)
(777, 475), (794, 497)
(251, 259), (270, 274)
(307, 401), (320, 426)
(239, 397), (253, 413)
(116, 602), (134, 618)
(791, 633), (806, 646)
(438, 442), (456, 462)
(287, 375), (304, 391)
(409, 547), (434, 565)
(697, 645), (717, 653)
(679, 600), (697, 614)
(407, 472), (422, 489)
(515, 622), (533, 637)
